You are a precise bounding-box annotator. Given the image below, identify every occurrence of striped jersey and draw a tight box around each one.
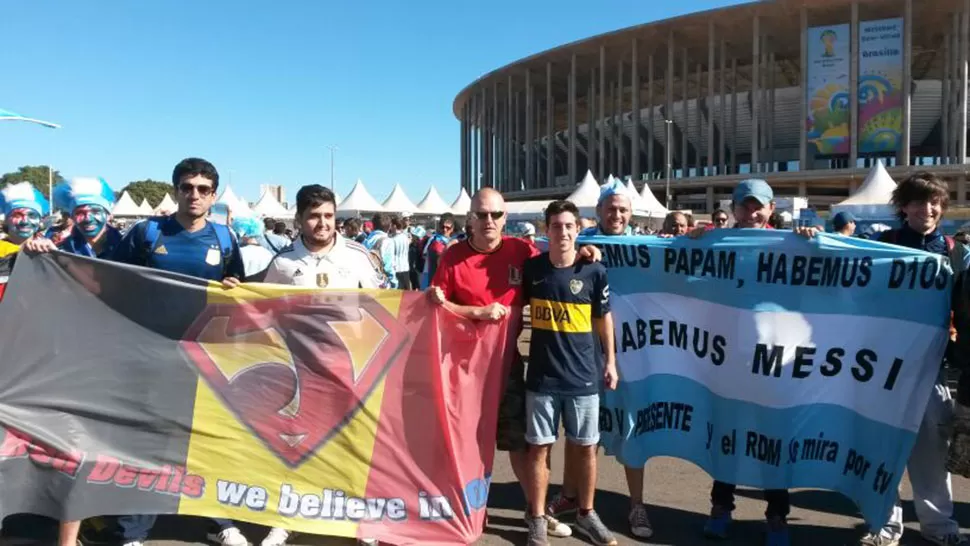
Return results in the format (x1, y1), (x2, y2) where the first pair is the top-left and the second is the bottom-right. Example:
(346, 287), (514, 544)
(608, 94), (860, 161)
(523, 253), (610, 395)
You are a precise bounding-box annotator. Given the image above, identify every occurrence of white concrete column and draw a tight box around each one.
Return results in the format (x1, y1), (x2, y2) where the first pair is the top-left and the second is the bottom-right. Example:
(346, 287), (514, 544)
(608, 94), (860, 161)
(800, 6), (808, 170)
(632, 39), (641, 182)
(849, 0), (859, 168)
(752, 15), (760, 173)
(900, 0), (912, 166)
(708, 20), (716, 174)
(525, 70), (533, 190)
(568, 54), (577, 184)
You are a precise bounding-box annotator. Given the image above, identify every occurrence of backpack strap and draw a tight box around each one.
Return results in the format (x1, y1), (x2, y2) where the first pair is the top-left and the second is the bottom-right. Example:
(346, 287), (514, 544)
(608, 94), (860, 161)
(264, 232), (281, 253)
(140, 217), (164, 266)
(210, 222), (236, 276)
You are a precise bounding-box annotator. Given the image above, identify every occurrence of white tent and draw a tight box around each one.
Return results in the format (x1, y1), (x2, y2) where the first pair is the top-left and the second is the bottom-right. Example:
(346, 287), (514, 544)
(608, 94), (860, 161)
(450, 188), (472, 216)
(136, 198), (154, 216)
(415, 186), (452, 215)
(112, 191), (141, 217)
(337, 179), (384, 218)
(381, 183), (417, 214)
(216, 184), (253, 216)
(252, 189), (291, 218)
(505, 200), (551, 221)
(153, 193), (177, 215)
(638, 183), (669, 216)
(830, 160), (897, 218)
(566, 170), (602, 210)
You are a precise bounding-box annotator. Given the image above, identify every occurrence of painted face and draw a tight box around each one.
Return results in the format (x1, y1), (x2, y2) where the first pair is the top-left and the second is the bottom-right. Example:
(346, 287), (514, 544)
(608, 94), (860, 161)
(6, 208), (41, 239)
(73, 205), (109, 238)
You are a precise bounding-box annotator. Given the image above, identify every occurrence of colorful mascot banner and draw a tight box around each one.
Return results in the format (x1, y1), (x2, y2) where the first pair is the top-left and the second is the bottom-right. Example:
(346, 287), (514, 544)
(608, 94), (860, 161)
(0, 253), (515, 546)
(591, 230), (951, 529)
(806, 23), (851, 156)
(858, 18), (904, 154)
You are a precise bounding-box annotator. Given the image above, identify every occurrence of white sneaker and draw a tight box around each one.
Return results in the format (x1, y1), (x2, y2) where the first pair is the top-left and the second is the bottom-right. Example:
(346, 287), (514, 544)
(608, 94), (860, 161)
(207, 527), (248, 546)
(122, 542), (145, 546)
(357, 540), (379, 546)
(260, 527), (290, 546)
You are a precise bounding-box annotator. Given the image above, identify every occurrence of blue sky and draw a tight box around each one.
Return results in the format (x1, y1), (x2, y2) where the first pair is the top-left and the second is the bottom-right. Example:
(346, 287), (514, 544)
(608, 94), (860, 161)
(1, 0), (739, 204)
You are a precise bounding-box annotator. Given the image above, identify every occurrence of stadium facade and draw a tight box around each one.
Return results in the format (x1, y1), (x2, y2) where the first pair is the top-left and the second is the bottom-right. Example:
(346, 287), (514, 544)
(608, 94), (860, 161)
(453, 0), (970, 212)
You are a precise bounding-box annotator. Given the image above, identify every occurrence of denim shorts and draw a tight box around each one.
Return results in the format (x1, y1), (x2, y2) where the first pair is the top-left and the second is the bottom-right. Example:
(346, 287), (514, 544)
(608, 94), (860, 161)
(525, 391), (600, 446)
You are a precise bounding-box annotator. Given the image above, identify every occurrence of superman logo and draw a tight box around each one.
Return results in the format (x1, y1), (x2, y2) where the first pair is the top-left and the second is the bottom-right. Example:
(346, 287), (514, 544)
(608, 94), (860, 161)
(180, 292), (410, 467)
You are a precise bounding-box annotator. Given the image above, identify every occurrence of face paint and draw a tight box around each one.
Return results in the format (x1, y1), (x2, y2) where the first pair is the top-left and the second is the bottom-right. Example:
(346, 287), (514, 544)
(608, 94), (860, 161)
(73, 205), (108, 238)
(6, 208), (41, 239)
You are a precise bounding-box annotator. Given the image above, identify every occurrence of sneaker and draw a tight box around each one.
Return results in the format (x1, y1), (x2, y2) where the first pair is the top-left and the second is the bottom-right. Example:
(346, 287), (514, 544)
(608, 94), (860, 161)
(207, 527), (248, 546)
(922, 533), (969, 546)
(575, 510), (617, 546)
(765, 517), (790, 546)
(357, 540), (379, 546)
(260, 528), (290, 546)
(546, 493), (578, 518)
(859, 532), (900, 546)
(523, 514), (572, 538)
(526, 514), (549, 546)
(121, 542), (145, 546)
(628, 503), (653, 538)
(703, 506), (732, 540)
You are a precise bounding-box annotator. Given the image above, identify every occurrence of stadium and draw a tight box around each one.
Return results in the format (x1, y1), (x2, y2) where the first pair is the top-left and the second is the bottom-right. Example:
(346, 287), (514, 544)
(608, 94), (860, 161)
(452, 0), (970, 214)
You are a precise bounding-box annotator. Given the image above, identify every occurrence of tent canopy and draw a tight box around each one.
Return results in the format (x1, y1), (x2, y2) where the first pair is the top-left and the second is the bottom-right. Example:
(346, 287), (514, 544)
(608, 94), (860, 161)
(381, 183), (417, 214)
(415, 186), (451, 215)
(136, 198), (154, 216)
(111, 191), (141, 217)
(253, 189), (290, 218)
(830, 160), (897, 218)
(337, 179), (384, 218)
(153, 193), (177, 215)
(566, 170), (601, 208)
(216, 185), (253, 216)
(450, 188), (472, 215)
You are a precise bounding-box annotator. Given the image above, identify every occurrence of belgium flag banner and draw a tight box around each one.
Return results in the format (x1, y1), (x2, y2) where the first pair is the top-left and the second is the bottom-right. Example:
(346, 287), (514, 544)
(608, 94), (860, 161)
(0, 252), (516, 545)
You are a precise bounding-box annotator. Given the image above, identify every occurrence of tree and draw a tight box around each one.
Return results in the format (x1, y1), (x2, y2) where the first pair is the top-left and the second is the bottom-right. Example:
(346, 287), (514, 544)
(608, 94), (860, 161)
(119, 180), (174, 208)
(0, 166), (65, 199)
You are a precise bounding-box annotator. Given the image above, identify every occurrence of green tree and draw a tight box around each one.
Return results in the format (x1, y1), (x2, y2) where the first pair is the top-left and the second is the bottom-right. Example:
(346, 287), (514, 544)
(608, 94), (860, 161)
(119, 180), (174, 208)
(0, 166), (65, 199)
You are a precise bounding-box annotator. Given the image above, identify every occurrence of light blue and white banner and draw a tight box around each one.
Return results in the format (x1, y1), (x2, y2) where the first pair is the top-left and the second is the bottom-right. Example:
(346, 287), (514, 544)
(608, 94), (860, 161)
(581, 230), (951, 529)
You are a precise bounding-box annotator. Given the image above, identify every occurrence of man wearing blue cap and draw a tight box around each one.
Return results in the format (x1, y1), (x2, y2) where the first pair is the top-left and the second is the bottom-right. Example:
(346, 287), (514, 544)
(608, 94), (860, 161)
(0, 182), (50, 302)
(690, 178), (815, 546)
(831, 211), (857, 237)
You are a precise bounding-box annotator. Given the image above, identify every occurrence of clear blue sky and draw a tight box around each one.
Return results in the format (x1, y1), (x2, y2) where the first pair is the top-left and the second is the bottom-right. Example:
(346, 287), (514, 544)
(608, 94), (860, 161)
(1, 0), (739, 204)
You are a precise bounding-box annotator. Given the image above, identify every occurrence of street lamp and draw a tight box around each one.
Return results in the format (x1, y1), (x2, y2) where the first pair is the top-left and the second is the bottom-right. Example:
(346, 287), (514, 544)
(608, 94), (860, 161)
(664, 119), (673, 210)
(325, 145), (338, 190)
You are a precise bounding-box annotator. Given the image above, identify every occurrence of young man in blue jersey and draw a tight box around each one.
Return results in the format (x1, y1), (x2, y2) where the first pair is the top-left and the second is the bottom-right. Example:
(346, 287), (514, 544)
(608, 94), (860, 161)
(548, 179), (657, 540)
(524, 199), (618, 546)
(112, 158), (246, 546)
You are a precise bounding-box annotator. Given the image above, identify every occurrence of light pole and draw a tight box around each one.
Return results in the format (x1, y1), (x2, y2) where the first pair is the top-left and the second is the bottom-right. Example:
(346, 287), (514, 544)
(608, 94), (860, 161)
(664, 119), (673, 210)
(325, 145), (338, 190)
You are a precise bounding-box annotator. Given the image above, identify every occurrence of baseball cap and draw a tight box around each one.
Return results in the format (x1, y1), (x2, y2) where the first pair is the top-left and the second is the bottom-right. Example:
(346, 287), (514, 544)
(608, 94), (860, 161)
(831, 211), (856, 231)
(732, 179), (774, 206)
(521, 222), (536, 236)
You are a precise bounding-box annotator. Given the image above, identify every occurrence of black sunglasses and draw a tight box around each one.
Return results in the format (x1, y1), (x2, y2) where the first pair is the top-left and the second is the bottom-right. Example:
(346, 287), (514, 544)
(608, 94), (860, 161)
(714, 216), (728, 223)
(473, 211), (504, 220)
(178, 183), (215, 196)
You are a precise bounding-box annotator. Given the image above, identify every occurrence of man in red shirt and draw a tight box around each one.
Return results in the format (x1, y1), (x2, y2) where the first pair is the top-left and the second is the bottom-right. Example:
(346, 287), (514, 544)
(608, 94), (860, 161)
(431, 187), (599, 538)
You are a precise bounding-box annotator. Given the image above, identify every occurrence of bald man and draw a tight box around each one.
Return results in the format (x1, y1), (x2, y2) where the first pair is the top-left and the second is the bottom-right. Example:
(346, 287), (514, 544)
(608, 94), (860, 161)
(430, 188), (599, 538)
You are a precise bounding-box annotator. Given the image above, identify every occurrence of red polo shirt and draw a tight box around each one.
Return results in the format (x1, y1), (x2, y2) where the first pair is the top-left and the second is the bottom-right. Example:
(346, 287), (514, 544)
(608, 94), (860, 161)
(432, 236), (539, 308)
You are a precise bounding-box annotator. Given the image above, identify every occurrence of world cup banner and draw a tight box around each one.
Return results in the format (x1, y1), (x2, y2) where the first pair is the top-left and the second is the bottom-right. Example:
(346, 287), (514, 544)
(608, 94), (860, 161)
(591, 230), (952, 529)
(0, 253), (517, 546)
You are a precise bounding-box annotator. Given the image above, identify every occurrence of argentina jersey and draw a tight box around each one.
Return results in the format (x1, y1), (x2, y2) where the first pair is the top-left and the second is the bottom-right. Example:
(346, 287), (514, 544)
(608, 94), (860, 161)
(523, 253), (611, 395)
(112, 215), (245, 281)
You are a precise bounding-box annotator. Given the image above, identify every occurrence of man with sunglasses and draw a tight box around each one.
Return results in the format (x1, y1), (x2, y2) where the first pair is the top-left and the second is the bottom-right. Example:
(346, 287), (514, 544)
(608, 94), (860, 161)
(110, 158), (247, 546)
(711, 209), (730, 229)
(430, 188), (604, 539)
(419, 213), (456, 289)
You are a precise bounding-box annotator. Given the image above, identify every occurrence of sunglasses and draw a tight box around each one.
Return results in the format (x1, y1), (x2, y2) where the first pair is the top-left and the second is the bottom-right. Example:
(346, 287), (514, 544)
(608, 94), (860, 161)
(714, 217), (728, 223)
(472, 211), (504, 220)
(178, 183), (215, 196)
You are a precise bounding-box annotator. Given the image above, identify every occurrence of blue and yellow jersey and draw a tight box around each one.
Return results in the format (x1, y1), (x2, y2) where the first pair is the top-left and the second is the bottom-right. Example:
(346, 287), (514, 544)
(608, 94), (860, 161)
(523, 253), (610, 395)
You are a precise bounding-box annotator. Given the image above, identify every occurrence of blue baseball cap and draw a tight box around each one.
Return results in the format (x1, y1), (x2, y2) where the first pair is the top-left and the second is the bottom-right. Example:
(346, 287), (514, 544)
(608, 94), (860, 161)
(732, 179), (774, 206)
(831, 211), (856, 231)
